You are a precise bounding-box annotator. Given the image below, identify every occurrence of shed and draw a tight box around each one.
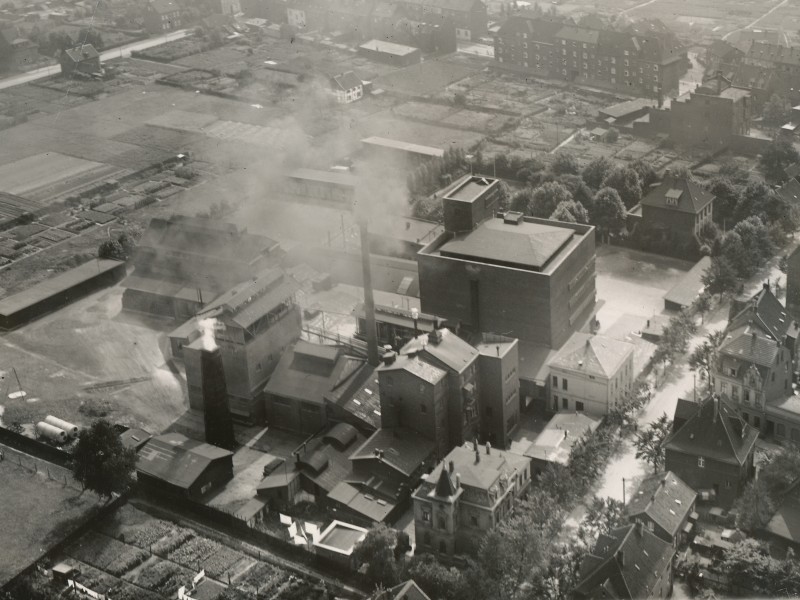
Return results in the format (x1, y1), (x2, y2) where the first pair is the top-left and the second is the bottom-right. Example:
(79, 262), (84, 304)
(664, 256), (712, 310)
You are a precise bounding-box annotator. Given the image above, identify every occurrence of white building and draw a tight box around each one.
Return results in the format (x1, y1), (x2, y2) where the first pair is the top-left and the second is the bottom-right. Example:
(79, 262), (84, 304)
(547, 333), (635, 416)
(331, 71), (363, 104)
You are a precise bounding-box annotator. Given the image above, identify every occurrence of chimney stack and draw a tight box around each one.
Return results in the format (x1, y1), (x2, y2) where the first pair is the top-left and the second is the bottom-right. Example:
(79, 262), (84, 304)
(475, 448), (480, 464)
(448, 460), (455, 475)
(359, 221), (380, 367)
(485, 441), (491, 455)
(200, 347), (236, 450)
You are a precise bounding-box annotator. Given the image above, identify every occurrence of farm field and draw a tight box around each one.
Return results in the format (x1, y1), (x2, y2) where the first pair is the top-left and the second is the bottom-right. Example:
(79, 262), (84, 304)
(0, 453), (101, 586)
(8, 503), (332, 600)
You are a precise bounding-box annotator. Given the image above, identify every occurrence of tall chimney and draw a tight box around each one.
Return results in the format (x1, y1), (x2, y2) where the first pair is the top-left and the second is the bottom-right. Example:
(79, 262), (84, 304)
(359, 220), (380, 367)
(200, 347), (236, 450)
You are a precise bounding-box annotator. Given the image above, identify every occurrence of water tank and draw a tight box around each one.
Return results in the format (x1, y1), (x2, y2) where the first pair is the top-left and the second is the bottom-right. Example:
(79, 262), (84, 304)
(36, 422), (67, 443)
(44, 416), (79, 439)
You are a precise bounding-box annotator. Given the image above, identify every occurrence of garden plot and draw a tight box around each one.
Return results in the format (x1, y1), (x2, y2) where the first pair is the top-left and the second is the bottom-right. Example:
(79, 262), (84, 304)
(375, 58), (478, 96)
(355, 113), (483, 150)
(174, 46), (251, 74)
(113, 124), (207, 153)
(124, 556), (195, 596)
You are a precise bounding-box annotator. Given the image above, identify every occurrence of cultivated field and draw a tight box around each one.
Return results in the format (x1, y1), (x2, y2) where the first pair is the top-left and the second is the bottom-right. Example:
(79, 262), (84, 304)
(0, 452), (101, 586)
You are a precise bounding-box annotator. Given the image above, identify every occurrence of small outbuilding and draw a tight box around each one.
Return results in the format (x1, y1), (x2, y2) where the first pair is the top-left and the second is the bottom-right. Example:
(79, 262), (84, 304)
(59, 44), (102, 77)
(358, 39), (421, 67)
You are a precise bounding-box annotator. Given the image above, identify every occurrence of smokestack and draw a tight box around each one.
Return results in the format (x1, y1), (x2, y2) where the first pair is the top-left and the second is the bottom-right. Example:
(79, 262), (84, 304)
(200, 346), (236, 450)
(359, 220), (380, 367)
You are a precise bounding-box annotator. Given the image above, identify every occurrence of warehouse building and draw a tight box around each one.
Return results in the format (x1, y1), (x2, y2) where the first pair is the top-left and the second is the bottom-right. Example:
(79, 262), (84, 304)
(358, 39), (421, 67)
(0, 259), (126, 330)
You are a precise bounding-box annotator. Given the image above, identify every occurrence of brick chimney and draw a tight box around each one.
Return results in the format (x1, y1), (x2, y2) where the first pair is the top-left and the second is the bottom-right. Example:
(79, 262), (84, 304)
(200, 347), (236, 450)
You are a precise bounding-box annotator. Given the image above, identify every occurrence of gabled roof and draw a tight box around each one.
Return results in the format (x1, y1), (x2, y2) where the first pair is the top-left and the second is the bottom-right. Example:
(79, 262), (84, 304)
(372, 580), (432, 600)
(764, 482), (800, 543)
(548, 332), (634, 379)
(265, 341), (368, 405)
(640, 175), (715, 214)
(62, 43), (99, 63)
(137, 433), (232, 489)
(331, 71), (362, 91)
(378, 353), (447, 385)
(350, 427), (435, 477)
(496, 14), (566, 44)
(709, 39), (743, 61)
(625, 471), (697, 538)
(718, 325), (781, 368)
(423, 444), (530, 494)
(747, 41), (800, 67)
(574, 524), (673, 599)
(664, 395), (758, 466)
(400, 328), (478, 374)
(728, 284), (794, 342)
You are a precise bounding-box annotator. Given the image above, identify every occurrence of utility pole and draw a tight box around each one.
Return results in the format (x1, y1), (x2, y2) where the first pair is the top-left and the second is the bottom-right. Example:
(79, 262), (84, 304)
(622, 477), (626, 505)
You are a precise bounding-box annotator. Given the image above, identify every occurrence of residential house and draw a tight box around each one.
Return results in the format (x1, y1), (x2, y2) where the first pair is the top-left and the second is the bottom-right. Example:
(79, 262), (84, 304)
(0, 27), (38, 72)
(664, 395), (758, 508)
(669, 72), (751, 150)
(412, 442), (531, 558)
(523, 410), (601, 477)
(396, 0), (487, 41)
(494, 15), (687, 98)
(762, 478), (800, 557)
(144, 0), (182, 34)
(371, 580), (432, 600)
(184, 268), (302, 422)
(59, 44), (102, 77)
(706, 40), (744, 73)
(625, 471), (697, 548)
(712, 283), (800, 440)
(331, 71), (363, 104)
(573, 523), (674, 599)
(264, 341), (371, 434)
(547, 333), (635, 417)
(737, 42), (800, 106)
(632, 171), (714, 252)
(787, 244), (800, 321)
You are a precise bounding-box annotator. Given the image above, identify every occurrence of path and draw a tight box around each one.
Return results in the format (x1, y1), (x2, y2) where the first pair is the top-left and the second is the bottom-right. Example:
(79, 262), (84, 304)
(0, 29), (190, 91)
(621, 0), (661, 16)
(723, 0), (789, 40)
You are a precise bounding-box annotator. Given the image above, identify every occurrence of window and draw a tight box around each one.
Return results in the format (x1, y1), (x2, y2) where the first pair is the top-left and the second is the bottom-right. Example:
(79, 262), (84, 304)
(562, 397), (568, 410)
(553, 396), (559, 411)
(471, 515), (478, 526)
(654, 64), (659, 71)
(576, 401), (584, 411)
(754, 416), (761, 428)
(624, 50), (629, 56)
(552, 375), (558, 387)
(726, 480), (732, 489)
(423, 509), (431, 523)
(698, 457), (705, 468)
(611, 67), (616, 74)
(562, 379), (568, 391)
(437, 515), (446, 529)
(647, 521), (654, 531)
(729, 368), (736, 377)
(421, 404), (427, 414)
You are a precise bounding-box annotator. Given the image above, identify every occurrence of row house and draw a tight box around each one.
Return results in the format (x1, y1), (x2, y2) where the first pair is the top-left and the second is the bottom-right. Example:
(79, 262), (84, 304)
(412, 442), (531, 558)
(712, 283), (800, 441)
(494, 15), (687, 98)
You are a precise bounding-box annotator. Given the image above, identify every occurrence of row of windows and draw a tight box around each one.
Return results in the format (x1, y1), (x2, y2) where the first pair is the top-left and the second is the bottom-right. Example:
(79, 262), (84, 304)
(553, 395), (584, 412)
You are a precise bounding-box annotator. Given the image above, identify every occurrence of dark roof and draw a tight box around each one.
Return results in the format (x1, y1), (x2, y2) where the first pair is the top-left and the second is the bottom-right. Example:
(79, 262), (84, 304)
(424, 444), (530, 493)
(747, 41), (800, 67)
(0, 259), (124, 317)
(265, 341), (367, 405)
(350, 427), (435, 477)
(556, 25), (600, 45)
(137, 433), (232, 489)
(323, 422), (359, 449)
(327, 481), (396, 522)
(434, 468), (457, 498)
(574, 524), (673, 599)
(378, 354), (447, 385)
(400, 329), (478, 374)
(373, 580), (432, 600)
(729, 285), (792, 340)
(765, 485), (800, 543)
(640, 175), (715, 214)
(497, 14), (566, 45)
(664, 396), (758, 466)
(673, 398), (700, 428)
(664, 256), (712, 309)
(719, 325), (782, 368)
(326, 366), (382, 431)
(709, 39), (743, 61)
(122, 274), (215, 303)
(120, 428), (152, 451)
(625, 471), (697, 538)
(332, 71), (362, 91)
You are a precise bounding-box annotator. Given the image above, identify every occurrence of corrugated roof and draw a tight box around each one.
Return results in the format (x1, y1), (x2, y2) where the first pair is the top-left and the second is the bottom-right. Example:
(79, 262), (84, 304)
(548, 332), (634, 378)
(664, 396), (758, 466)
(136, 433), (232, 489)
(625, 471), (697, 538)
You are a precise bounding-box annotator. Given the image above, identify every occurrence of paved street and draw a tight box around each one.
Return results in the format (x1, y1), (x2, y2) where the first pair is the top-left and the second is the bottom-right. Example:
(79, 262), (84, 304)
(0, 29), (190, 91)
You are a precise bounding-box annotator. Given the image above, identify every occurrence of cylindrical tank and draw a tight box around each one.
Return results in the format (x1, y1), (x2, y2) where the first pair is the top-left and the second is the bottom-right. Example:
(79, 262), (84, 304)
(36, 422), (67, 443)
(44, 416), (79, 438)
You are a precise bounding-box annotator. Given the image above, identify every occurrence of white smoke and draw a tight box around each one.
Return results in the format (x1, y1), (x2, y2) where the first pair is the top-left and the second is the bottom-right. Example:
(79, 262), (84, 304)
(198, 317), (218, 351)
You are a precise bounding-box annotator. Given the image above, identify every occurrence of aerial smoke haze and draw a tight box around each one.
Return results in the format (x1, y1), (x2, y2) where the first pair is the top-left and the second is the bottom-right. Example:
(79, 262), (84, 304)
(197, 317), (218, 352)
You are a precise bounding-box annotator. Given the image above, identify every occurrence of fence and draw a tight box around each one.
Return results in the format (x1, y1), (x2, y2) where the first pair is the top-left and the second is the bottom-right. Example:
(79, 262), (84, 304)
(0, 426), (72, 468)
(0, 444), (83, 492)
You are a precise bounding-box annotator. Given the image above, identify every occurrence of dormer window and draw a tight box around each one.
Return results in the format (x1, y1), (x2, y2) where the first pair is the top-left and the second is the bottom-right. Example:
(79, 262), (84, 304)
(665, 188), (682, 207)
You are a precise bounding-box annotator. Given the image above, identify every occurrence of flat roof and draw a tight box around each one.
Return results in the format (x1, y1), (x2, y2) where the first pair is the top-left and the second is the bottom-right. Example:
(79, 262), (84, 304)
(0, 259), (124, 316)
(445, 176), (497, 203)
(288, 168), (356, 187)
(359, 38), (419, 56)
(315, 521), (368, 554)
(439, 217), (575, 271)
(361, 136), (444, 157)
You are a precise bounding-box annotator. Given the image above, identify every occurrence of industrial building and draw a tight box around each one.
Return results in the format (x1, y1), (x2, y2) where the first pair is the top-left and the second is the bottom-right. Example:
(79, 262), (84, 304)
(358, 39), (421, 67)
(0, 259), (126, 330)
(183, 268), (302, 422)
(361, 137), (444, 165)
(136, 433), (234, 501)
(122, 216), (281, 321)
(412, 442), (531, 558)
(283, 168), (356, 208)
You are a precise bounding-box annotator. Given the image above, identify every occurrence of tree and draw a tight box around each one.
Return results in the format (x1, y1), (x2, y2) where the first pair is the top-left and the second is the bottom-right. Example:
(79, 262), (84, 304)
(353, 524), (403, 589)
(732, 216), (775, 274)
(634, 413), (672, 472)
(581, 156), (614, 190)
(577, 497), (625, 548)
(707, 176), (742, 227)
(601, 167), (642, 209)
(556, 173), (593, 208)
(604, 128), (619, 143)
(702, 256), (738, 296)
(530, 182), (572, 218)
(550, 200), (589, 224)
(98, 239), (125, 261)
(735, 179), (770, 223)
(72, 419), (136, 498)
(629, 159), (659, 189)
(763, 93), (792, 125)
(590, 187), (626, 243)
(760, 136), (800, 182)
(551, 151), (580, 176)
(79, 28), (104, 50)
(407, 555), (467, 600)
(510, 188), (535, 213)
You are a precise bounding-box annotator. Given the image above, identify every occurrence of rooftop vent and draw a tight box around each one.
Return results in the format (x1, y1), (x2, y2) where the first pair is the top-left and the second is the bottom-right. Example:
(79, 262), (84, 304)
(503, 211), (525, 225)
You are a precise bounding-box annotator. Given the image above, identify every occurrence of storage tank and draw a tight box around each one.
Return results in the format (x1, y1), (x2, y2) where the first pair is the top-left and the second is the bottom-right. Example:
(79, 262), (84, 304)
(36, 422), (67, 443)
(44, 416), (79, 438)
